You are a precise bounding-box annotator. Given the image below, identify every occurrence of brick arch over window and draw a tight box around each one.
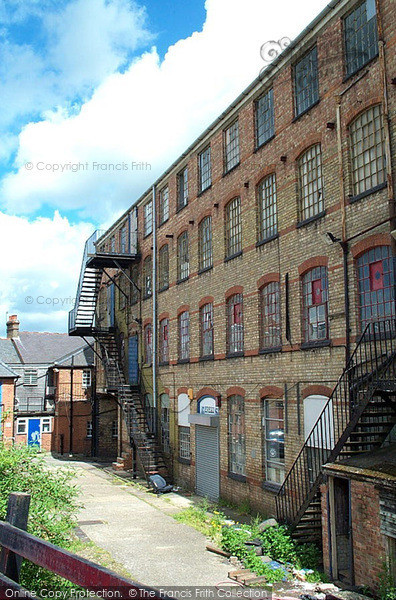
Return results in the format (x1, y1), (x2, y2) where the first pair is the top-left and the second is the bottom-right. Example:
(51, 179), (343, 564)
(257, 273), (280, 289)
(143, 318), (152, 328)
(351, 234), (391, 259)
(259, 385), (283, 399)
(197, 387), (219, 401)
(226, 386), (246, 398)
(158, 312), (169, 321)
(225, 286), (244, 300)
(298, 256), (328, 276)
(199, 296), (215, 308)
(302, 385), (333, 399)
(177, 304), (190, 316)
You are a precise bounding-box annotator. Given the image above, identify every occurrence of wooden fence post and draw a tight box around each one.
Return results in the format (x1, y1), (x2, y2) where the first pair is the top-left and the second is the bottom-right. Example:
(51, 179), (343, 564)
(0, 493), (31, 583)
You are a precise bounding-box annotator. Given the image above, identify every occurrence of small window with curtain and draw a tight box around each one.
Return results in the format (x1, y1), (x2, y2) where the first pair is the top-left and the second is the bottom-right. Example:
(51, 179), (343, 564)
(302, 267), (329, 343)
(294, 46), (319, 118)
(227, 294), (244, 355)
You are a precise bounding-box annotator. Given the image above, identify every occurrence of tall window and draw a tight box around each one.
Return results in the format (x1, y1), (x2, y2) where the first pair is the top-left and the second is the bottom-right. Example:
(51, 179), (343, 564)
(177, 167), (188, 210)
(158, 245), (169, 291)
(224, 120), (240, 173)
(198, 216), (212, 271)
(344, 0), (378, 77)
(228, 395), (246, 477)
(143, 200), (153, 236)
(160, 394), (170, 454)
(143, 256), (152, 298)
(264, 399), (285, 485)
(199, 146), (211, 192)
(258, 173), (277, 241)
(227, 294), (244, 355)
(159, 186), (169, 224)
(256, 88), (274, 147)
(179, 426), (191, 460)
(260, 282), (281, 349)
(357, 246), (395, 330)
(110, 236), (116, 252)
(298, 144), (324, 222)
(302, 267), (329, 342)
(144, 324), (153, 364)
(294, 46), (319, 117)
(159, 318), (169, 364)
(200, 303), (214, 358)
(177, 231), (189, 282)
(118, 273), (127, 309)
(349, 105), (386, 197)
(120, 225), (127, 253)
(225, 197), (242, 258)
(178, 311), (190, 361)
(130, 265), (139, 305)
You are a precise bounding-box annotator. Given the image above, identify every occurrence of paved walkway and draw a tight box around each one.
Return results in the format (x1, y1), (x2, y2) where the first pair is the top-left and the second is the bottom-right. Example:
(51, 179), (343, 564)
(45, 457), (232, 587)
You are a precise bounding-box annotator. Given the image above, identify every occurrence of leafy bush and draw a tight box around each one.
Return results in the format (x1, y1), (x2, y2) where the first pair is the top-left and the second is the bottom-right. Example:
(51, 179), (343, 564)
(221, 523), (252, 559)
(0, 443), (80, 593)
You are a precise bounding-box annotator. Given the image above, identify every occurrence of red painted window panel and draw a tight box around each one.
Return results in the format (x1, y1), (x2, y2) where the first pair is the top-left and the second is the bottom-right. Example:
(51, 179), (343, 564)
(369, 260), (384, 291)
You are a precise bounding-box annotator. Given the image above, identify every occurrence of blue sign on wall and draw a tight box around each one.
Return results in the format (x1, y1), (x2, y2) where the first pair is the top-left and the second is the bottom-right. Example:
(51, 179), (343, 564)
(28, 419), (41, 448)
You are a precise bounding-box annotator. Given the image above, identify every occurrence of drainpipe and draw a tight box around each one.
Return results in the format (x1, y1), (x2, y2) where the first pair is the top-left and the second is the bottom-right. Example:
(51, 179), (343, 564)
(69, 356), (74, 456)
(152, 185), (158, 434)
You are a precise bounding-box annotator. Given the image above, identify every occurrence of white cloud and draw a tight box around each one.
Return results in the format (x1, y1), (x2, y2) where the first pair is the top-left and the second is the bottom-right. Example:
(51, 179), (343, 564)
(1, 0), (330, 221)
(0, 211), (94, 334)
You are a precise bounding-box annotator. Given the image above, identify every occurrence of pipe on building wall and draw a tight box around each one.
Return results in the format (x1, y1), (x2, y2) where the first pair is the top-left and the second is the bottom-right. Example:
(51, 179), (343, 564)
(152, 185), (158, 424)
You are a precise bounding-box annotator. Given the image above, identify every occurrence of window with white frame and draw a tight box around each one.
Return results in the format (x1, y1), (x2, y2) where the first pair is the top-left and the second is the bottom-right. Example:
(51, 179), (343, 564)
(227, 294), (244, 355)
(298, 144), (324, 222)
(17, 419), (27, 435)
(86, 420), (93, 438)
(224, 120), (240, 172)
(178, 311), (190, 361)
(349, 105), (386, 197)
(199, 146), (211, 192)
(225, 197), (242, 258)
(24, 369), (38, 386)
(177, 167), (188, 210)
(258, 173), (277, 242)
(41, 417), (52, 433)
(82, 370), (92, 388)
(198, 216), (212, 271)
(294, 46), (319, 117)
(263, 399), (285, 485)
(177, 231), (189, 281)
(159, 186), (169, 225)
(200, 303), (214, 358)
(302, 267), (329, 342)
(344, 0), (378, 78)
(256, 88), (274, 147)
(143, 200), (153, 236)
(228, 395), (246, 476)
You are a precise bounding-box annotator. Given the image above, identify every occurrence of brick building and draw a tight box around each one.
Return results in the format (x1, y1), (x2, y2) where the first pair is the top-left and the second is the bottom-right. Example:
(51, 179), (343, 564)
(69, 0), (396, 586)
(0, 361), (18, 445)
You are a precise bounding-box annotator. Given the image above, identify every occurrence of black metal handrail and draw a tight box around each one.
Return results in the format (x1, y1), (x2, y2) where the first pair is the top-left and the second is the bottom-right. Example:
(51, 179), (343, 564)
(276, 319), (396, 526)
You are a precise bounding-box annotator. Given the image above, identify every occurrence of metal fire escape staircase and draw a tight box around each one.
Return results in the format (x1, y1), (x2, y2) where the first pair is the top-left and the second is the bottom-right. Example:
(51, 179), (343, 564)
(276, 319), (396, 543)
(69, 229), (169, 482)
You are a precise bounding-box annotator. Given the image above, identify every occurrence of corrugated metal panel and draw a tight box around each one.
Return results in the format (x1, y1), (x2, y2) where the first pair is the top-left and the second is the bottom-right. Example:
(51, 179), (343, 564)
(195, 425), (220, 500)
(380, 491), (396, 538)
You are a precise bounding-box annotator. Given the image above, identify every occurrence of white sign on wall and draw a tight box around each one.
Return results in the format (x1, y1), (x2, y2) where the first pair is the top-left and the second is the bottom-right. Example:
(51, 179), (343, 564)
(198, 396), (219, 415)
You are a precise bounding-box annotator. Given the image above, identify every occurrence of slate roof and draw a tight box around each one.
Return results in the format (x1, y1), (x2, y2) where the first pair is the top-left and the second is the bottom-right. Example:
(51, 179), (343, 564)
(0, 338), (22, 365)
(324, 444), (396, 483)
(0, 359), (19, 379)
(55, 344), (94, 368)
(12, 332), (91, 364)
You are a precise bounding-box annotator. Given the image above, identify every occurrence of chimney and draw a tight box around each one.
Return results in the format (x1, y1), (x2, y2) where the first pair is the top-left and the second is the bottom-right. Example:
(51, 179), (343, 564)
(7, 315), (20, 339)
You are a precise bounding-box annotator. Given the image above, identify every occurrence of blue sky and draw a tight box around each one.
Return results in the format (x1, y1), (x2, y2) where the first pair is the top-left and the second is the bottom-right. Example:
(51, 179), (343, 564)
(0, 0), (329, 334)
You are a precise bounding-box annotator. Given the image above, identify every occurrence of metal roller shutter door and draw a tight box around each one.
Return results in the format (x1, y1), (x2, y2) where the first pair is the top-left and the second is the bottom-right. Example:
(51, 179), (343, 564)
(195, 425), (219, 500)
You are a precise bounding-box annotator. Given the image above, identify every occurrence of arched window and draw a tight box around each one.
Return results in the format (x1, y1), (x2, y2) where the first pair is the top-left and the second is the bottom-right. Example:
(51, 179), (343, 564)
(357, 246), (394, 330)
(226, 294), (244, 355)
(228, 395), (246, 476)
(158, 245), (169, 291)
(298, 144), (324, 222)
(144, 323), (152, 364)
(198, 216), (213, 271)
(349, 105), (386, 197)
(302, 267), (329, 342)
(260, 282), (281, 349)
(225, 197), (242, 258)
(177, 231), (189, 281)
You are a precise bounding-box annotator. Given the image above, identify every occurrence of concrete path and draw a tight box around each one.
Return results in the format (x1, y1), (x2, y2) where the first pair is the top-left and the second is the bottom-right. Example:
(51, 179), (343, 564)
(45, 457), (232, 587)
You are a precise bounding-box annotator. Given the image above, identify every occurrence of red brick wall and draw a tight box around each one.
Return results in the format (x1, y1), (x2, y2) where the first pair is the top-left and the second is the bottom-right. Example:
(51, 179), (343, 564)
(1, 379), (16, 445)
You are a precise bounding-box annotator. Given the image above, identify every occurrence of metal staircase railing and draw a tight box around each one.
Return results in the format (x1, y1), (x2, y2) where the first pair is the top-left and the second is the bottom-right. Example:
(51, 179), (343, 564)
(276, 319), (396, 530)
